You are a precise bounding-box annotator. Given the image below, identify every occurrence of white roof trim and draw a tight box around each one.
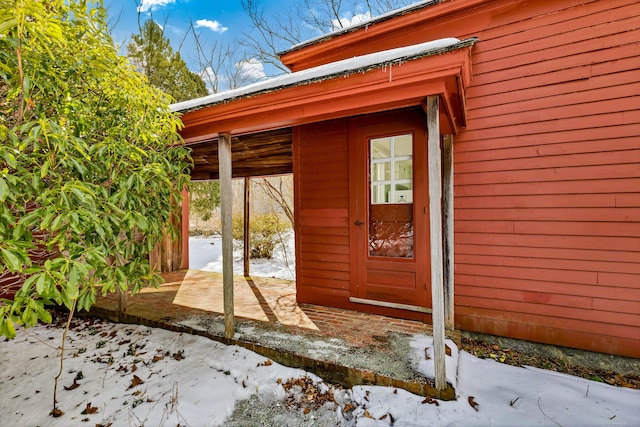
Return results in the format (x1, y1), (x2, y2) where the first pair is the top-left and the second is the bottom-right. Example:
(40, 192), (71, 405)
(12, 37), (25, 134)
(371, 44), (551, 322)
(171, 37), (475, 113)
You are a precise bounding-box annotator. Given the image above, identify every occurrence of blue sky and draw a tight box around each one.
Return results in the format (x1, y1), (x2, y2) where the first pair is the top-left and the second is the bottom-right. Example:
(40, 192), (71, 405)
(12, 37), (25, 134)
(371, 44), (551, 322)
(106, 0), (294, 69)
(104, 0), (414, 91)
(106, 0), (277, 52)
(105, 0), (307, 89)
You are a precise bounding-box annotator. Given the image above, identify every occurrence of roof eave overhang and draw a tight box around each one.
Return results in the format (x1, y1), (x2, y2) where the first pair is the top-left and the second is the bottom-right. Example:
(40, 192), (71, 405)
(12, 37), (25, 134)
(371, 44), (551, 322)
(279, 0), (491, 70)
(179, 44), (474, 145)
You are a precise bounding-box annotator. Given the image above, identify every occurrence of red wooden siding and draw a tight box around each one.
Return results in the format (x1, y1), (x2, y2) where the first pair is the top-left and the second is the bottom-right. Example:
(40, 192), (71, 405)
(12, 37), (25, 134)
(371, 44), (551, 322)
(294, 119), (353, 306)
(452, 0), (640, 358)
(286, 0), (640, 356)
(294, 118), (430, 321)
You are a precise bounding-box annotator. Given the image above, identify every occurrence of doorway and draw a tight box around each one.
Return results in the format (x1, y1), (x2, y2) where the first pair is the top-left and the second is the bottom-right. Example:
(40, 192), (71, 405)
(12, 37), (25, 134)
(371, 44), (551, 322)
(349, 109), (431, 310)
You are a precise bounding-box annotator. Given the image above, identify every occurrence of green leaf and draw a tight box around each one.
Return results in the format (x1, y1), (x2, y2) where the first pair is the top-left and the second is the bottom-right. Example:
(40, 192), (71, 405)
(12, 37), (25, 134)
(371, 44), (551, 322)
(0, 16), (17, 34)
(21, 307), (37, 327)
(2, 149), (17, 168)
(3, 319), (16, 339)
(70, 186), (87, 204)
(68, 265), (79, 287)
(12, 223), (26, 240)
(77, 288), (96, 312)
(37, 306), (52, 324)
(40, 159), (50, 178)
(63, 282), (79, 300)
(23, 75), (31, 94)
(135, 214), (148, 231)
(35, 273), (46, 294)
(1, 248), (22, 272)
(0, 177), (8, 202)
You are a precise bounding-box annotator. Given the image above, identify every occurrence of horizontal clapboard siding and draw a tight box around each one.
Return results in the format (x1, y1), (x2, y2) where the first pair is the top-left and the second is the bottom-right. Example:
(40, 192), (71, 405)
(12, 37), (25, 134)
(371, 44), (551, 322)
(294, 119), (352, 306)
(282, 0), (638, 356)
(449, 0), (640, 356)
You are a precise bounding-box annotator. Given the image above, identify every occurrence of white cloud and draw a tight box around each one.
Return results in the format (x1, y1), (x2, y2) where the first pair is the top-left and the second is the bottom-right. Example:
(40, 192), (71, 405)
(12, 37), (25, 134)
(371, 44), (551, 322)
(331, 11), (372, 31)
(236, 58), (266, 81)
(137, 0), (175, 13)
(195, 19), (228, 34)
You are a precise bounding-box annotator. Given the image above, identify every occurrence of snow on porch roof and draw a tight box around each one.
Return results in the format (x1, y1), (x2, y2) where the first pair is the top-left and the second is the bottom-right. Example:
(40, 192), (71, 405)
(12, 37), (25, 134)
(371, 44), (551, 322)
(171, 37), (477, 114)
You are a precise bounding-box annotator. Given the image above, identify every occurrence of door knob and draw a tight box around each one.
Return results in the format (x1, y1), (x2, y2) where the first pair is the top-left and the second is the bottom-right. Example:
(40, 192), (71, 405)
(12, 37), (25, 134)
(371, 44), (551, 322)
(354, 220), (364, 226)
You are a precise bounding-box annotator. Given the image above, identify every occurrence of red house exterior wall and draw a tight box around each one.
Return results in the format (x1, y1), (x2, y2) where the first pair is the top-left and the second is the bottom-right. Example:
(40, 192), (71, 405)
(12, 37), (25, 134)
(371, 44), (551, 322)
(294, 119), (353, 307)
(285, 0), (640, 357)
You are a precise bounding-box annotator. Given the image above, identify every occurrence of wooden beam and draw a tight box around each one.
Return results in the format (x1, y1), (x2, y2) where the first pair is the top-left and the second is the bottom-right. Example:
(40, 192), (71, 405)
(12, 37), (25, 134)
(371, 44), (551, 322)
(442, 134), (455, 329)
(219, 132), (234, 339)
(243, 177), (250, 276)
(181, 186), (190, 270)
(426, 95), (446, 392)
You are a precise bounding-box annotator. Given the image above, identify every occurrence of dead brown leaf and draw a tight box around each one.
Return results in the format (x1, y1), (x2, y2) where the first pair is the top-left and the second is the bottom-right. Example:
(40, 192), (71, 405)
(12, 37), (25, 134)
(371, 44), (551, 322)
(258, 359), (273, 367)
(172, 350), (185, 361)
(129, 375), (144, 389)
(64, 379), (80, 391)
(422, 396), (440, 406)
(50, 408), (64, 417)
(81, 402), (98, 415)
(468, 396), (479, 411)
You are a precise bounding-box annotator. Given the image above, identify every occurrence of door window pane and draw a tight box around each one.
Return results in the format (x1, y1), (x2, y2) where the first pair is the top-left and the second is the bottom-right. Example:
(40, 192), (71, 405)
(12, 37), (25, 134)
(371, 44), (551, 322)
(368, 134), (414, 258)
(394, 159), (412, 180)
(371, 138), (391, 159)
(372, 162), (391, 182)
(394, 134), (412, 156)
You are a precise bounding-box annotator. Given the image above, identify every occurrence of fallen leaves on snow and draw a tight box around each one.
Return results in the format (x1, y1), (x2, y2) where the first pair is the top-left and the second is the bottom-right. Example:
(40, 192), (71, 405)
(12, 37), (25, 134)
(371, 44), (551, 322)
(281, 376), (337, 412)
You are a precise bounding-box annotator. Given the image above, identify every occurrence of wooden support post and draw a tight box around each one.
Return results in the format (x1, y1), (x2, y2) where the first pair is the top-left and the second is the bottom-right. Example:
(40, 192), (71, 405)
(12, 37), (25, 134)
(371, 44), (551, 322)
(219, 132), (234, 339)
(442, 134), (454, 329)
(181, 186), (190, 270)
(243, 177), (250, 276)
(426, 95), (446, 392)
(117, 289), (128, 315)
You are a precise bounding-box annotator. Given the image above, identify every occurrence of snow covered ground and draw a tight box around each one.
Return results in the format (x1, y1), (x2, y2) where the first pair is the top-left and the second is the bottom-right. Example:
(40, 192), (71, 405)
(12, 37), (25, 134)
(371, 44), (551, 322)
(1, 318), (638, 426)
(1, 238), (637, 425)
(189, 235), (295, 281)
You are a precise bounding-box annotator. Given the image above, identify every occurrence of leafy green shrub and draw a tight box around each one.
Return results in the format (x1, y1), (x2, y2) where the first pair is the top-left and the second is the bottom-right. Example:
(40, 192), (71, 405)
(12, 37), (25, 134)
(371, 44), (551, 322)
(0, 0), (190, 338)
(232, 214), (289, 259)
(189, 181), (220, 222)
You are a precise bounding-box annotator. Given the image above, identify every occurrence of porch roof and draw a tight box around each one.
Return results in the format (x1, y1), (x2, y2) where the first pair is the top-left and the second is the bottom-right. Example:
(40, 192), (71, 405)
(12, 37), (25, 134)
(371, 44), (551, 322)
(173, 37), (477, 180)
